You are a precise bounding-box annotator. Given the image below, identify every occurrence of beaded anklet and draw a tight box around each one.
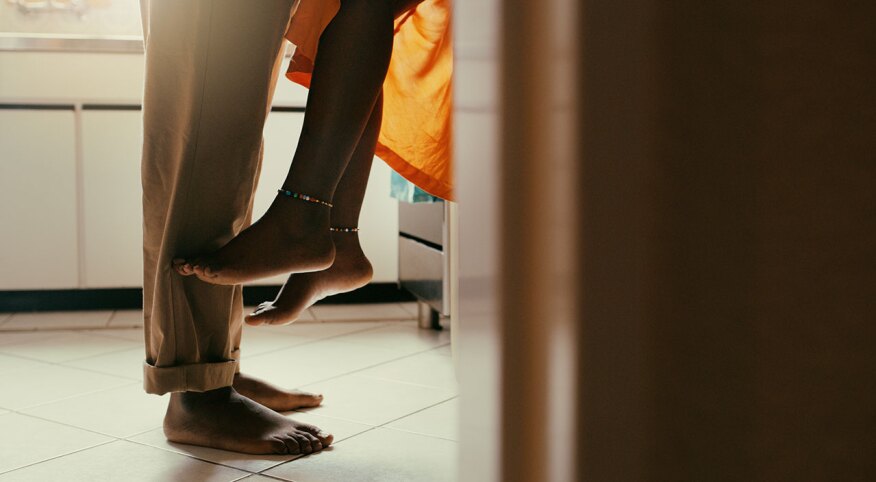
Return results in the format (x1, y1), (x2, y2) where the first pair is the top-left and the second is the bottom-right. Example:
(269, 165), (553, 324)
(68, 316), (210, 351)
(330, 227), (360, 233)
(277, 189), (333, 208)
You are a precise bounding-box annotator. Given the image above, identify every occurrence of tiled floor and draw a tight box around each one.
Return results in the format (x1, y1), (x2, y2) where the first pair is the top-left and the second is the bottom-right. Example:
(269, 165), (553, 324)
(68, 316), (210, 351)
(0, 304), (458, 481)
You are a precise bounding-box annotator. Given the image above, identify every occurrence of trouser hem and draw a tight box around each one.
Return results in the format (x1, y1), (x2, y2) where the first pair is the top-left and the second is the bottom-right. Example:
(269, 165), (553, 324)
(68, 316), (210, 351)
(143, 359), (238, 395)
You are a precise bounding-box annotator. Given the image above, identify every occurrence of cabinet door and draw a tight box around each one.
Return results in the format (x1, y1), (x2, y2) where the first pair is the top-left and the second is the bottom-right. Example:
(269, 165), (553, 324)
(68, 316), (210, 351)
(80, 110), (143, 288)
(251, 111), (398, 286)
(0, 110), (79, 289)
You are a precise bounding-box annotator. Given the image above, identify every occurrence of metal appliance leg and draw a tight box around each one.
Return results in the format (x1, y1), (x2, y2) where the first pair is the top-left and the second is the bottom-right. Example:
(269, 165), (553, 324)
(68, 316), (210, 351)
(417, 301), (442, 330)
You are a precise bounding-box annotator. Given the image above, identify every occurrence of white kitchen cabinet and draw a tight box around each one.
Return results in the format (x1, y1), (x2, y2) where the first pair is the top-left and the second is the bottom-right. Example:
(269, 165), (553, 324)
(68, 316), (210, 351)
(1, 47), (399, 293)
(0, 109), (79, 289)
(80, 110), (144, 288)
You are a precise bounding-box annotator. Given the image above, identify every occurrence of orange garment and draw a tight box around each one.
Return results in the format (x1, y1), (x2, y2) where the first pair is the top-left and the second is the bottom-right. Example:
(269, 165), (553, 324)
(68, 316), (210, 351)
(284, 0), (454, 200)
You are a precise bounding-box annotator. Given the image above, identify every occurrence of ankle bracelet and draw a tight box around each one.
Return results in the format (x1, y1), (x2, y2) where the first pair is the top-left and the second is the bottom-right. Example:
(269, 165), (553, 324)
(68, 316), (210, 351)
(277, 189), (333, 208)
(330, 227), (360, 233)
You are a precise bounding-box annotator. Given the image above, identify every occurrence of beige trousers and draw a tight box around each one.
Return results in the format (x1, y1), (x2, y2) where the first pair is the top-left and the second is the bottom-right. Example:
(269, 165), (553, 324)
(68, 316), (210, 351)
(140, 0), (296, 394)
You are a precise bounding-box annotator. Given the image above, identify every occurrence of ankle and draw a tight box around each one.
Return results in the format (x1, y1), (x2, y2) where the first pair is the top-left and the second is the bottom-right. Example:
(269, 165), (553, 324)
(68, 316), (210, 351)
(173, 386), (234, 408)
(331, 230), (362, 250)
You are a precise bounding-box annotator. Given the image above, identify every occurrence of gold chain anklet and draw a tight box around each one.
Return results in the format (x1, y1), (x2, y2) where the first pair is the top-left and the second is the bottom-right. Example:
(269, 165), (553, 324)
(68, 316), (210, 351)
(330, 227), (360, 233)
(277, 189), (333, 208)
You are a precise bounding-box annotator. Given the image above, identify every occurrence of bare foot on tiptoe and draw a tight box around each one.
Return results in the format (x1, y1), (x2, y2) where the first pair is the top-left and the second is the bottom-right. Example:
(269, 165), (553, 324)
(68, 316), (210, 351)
(233, 372), (324, 412)
(173, 193), (335, 285)
(245, 231), (373, 326)
(163, 387), (333, 455)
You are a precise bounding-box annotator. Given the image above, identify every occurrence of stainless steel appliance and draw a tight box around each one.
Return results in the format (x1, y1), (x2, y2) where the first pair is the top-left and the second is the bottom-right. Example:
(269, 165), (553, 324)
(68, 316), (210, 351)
(398, 200), (450, 330)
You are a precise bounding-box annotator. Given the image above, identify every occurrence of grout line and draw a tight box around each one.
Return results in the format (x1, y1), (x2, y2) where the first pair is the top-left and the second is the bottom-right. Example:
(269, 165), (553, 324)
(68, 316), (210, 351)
(41, 359), (142, 383)
(0, 311), (117, 333)
(264, 396), (459, 475)
(291, 343), (453, 390)
(257, 425), (381, 476)
(374, 396), (459, 430)
(249, 471), (298, 481)
(121, 437), (269, 476)
(61, 343), (142, 364)
(0, 338), (141, 367)
(4, 376), (137, 412)
(356, 371), (457, 392)
(0, 439), (118, 477)
(238, 322), (398, 360)
(7, 406), (144, 440)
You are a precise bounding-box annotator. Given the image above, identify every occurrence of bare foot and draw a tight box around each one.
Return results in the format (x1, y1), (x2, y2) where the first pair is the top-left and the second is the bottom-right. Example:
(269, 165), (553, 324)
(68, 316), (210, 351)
(245, 232), (373, 326)
(163, 387), (333, 455)
(233, 372), (324, 412)
(173, 194), (335, 285)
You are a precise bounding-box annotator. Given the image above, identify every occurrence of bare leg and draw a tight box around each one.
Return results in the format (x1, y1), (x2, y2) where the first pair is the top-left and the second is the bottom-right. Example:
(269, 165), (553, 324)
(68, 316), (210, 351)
(247, 95), (381, 325)
(177, 0), (397, 285)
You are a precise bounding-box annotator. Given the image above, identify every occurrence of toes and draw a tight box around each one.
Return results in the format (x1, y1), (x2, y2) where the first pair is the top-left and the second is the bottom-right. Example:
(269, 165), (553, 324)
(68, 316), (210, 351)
(303, 431), (323, 451)
(172, 258), (194, 276)
(298, 391), (324, 408)
(298, 423), (333, 447)
(295, 432), (313, 454)
(269, 437), (291, 455)
(192, 262), (231, 285)
(281, 435), (301, 455)
(245, 306), (274, 326)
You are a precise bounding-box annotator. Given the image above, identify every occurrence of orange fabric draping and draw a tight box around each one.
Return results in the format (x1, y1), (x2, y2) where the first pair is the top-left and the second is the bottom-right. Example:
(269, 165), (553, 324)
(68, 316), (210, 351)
(284, 0), (454, 200)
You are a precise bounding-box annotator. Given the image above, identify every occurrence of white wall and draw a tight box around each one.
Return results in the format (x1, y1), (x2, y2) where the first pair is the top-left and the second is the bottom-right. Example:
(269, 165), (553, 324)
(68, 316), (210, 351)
(454, 0), (502, 480)
(0, 50), (398, 289)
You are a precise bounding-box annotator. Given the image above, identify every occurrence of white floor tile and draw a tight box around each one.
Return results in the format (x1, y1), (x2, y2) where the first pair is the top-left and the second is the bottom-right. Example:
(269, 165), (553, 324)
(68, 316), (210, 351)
(264, 428), (458, 482)
(0, 364), (131, 410)
(331, 324), (450, 356)
(298, 374), (456, 426)
(1, 307), (457, 480)
(385, 398), (459, 441)
(432, 344), (452, 357)
(0, 331), (139, 363)
(358, 352), (458, 391)
(310, 303), (414, 322)
(65, 347), (144, 381)
(0, 353), (49, 374)
(0, 440), (248, 481)
(107, 310), (143, 328)
(252, 321), (389, 340)
(130, 428), (296, 474)
(0, 331), (63, 347)
(0, 413), (112, 474)
(398, 302), (419, 317)
(84, 328), (145, 342)
(241, 339), (410, 389)
(2, 311), (113, 331)
(22, 383), (166, 438)
(238, 328), (313, 357)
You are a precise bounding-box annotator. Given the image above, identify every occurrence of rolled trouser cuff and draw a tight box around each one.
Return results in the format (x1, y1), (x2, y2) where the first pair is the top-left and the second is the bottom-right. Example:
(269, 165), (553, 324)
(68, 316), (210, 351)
(143, 359), (238, 395)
